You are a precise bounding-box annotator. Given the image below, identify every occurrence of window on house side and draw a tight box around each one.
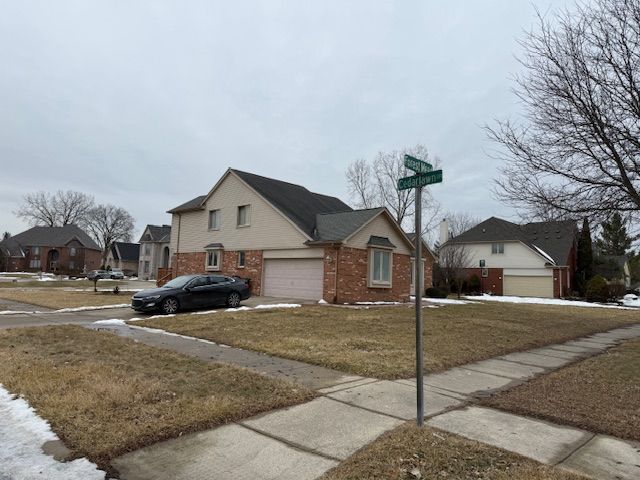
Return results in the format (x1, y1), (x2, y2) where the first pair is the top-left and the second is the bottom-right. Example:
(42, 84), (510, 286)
(143, 261), (150, 273)
(208, 209), (221, 230)
(237, 251), (245, 268)
(206, 250), (221, 270)
(70, 247), (76, 257)
(144, 244), (151, 255)
(491, 243), (505, 254)
(371, 250), (392, 285)
(237, 205), (250, 227)
(32, 247), (40, 256)
(69, 260), (75, 270)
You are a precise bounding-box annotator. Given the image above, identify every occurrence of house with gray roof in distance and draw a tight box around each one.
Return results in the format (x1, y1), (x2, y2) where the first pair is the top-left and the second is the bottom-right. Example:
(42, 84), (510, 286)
(105, 242), (141, 276)
(0, 224), (101, 274)
(442, 216), (578, 298)
(164, 168), (434, 303)
(138, 224), (172, 280)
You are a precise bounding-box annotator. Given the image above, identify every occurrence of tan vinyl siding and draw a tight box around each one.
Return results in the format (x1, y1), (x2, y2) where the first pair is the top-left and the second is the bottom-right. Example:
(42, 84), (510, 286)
(171, 173), (309, 253)
(345, 214), (412, 255)
(465, 241), (549, 269)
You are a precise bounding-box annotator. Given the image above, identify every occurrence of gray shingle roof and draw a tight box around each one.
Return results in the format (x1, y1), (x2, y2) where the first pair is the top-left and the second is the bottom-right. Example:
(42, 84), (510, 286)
(450, 217), (577, 265)
(139, 225), (171, 243)
(167, 196), (206, 214)
(0, 237), (25, 257)
(4, 225), (100, 251)
(232, 170), (351, 237)
(111, 242), (140, 262)
(311, 208), (385, 242)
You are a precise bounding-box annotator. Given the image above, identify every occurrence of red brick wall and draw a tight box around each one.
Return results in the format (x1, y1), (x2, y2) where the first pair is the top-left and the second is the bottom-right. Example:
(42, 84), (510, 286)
(465, 267), (504, 295)
(21, 246), (100, 274)
(170, 250), (264, 295)
(553, 267), (571, 298)
(324, 246), (432, 303)
(222, 250), (263, 295)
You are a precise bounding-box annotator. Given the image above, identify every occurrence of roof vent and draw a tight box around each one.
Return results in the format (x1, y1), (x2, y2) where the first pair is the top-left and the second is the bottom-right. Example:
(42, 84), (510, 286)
(482, 228), (486, 233)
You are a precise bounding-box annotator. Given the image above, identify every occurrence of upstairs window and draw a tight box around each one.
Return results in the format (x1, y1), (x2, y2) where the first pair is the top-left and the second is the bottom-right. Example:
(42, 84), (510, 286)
(144, 244), (151, 255)
(491, 243), (505, 254)
(70, 247), (76, 257)
(32, 247), (40, 256)
(208, 209), (221, 230)
(237, 205), (250, 227)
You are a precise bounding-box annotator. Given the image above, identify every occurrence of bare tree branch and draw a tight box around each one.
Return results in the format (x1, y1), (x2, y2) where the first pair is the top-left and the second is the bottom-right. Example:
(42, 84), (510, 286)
(14, 190), (94, 227)
(489, 0), (640, 226)
(84, 204), (135, 265)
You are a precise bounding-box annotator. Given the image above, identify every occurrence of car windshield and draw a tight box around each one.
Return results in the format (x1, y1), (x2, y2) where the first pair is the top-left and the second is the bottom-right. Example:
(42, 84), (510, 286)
(162, 275), (199, 289)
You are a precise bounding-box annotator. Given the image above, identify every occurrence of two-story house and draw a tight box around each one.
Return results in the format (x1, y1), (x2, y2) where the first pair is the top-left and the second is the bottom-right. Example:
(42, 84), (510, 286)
(138, 225), (171, 280)
(0, 224), (101, 274)
(443, 217), (578, 298)
(164, 168), (434, 303)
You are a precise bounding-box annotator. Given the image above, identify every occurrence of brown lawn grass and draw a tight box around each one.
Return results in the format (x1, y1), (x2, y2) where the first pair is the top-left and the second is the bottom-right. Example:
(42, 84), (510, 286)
(0, 279), (120, 289)
(481, 337), (640, 441)
(0, 289), (130, 309)
(0, 326), (314, 471)
(320, 423), (587, 480)
(133, 302), (639, 379)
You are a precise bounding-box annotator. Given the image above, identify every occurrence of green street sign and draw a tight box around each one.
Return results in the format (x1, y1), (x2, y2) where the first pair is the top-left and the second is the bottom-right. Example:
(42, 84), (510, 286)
(404, 154), (432, 173)
(397, 170), (443, 190)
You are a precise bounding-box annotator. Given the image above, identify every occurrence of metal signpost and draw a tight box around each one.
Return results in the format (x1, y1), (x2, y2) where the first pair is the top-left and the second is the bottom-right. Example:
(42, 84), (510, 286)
(398, 154), (443, 427)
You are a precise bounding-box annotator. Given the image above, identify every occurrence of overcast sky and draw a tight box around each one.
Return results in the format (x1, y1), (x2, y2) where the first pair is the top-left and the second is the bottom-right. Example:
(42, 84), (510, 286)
(0, 0), (575, 239)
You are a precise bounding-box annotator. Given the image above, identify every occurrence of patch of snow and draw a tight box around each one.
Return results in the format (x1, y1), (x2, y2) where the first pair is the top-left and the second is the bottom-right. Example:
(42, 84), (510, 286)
(145, 313), (176, 320)
(355, 301), (401, 305)
(468, 294), (637, 310)
(92, 319), (127, 326)
(0, 385), (105, 480)
(190, 310), (219, 315)
(531, 245), (556, 265)
(623, 293), (638, 301)
(36, 276), (57, 282)
(225, 306), (252, 312)
(318, 299), (328, 304)
(0, 310), (38, 315)
(410, 296), (478, 305)
(254, 303), (301, 309)
(622, 298), (640, 308)
(54, 304), (129, 313)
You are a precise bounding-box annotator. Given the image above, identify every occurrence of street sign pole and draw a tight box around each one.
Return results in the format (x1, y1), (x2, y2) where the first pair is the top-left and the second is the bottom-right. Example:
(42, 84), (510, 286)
(415, 184), (424, 427)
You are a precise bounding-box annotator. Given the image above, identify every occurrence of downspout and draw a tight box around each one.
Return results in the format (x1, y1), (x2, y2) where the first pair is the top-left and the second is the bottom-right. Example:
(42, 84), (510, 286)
(333, 245), (340, 304)
(175, 214), (181, 277)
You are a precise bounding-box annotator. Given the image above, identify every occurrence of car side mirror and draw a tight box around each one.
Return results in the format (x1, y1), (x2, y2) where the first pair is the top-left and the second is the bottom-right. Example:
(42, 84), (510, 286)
(184, 286), (191, 292)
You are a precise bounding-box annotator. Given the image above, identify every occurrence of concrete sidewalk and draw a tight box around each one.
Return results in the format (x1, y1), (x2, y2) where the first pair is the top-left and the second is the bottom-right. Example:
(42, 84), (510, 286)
(104, 321), (640, 480)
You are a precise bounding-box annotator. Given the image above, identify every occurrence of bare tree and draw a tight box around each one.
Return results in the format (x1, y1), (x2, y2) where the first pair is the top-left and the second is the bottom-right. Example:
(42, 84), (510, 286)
(447, 212), (481, 238)
(85, 204), (135, 266)
(436, 212), (478, 298)
(15, 190), (94, 227)
(489, 0), (640, 228)
(345, 144), (442, 235)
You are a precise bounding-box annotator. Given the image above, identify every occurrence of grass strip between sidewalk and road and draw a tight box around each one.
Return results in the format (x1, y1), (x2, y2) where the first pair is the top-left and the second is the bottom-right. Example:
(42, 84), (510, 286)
(0, 325), (315, 471)
(0, 289), (130, 309)
(320, 423), (587, 480)
(481, 337), (640, 442)
(0, 279), (121, 289)
(132, 303), (639, 379)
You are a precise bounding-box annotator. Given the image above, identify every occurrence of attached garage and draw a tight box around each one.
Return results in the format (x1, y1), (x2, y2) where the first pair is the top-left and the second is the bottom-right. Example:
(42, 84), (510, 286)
(503, 275), (553, 298)
(263, 258), (324, 300)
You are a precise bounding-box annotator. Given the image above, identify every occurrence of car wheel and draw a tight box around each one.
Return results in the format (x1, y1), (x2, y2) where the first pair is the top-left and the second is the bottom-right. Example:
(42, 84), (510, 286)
(111, 275), (116, 280)
(161, 297), (179, 315)
(227, 292), (241, 308)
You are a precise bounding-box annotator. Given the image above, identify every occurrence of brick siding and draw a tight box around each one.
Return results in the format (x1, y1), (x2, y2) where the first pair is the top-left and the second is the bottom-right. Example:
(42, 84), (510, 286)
(465, 267), (504, 295)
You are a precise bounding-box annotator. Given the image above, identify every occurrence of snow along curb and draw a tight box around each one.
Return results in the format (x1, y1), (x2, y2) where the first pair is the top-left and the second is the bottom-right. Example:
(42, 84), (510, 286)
(0, 304), (130, 315)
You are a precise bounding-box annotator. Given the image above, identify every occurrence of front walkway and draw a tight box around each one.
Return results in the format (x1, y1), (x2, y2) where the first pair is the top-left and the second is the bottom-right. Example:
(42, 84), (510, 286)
(92, 320), (640, 480)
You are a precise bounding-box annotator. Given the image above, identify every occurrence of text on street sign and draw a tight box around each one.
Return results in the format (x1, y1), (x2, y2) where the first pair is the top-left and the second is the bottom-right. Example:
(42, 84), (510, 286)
(404, 154), (433, 173)
(397, 170), (443, 190)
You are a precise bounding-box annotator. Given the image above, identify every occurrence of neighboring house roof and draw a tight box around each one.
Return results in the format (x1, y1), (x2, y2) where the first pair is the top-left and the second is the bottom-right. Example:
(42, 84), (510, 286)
(111, 242), (140, 262)
(139, 225), (171, 243)
(450, 217), (577, 265)
(1, 225), (100, 251)
(0, 237), (25, 257)
(167, 196), (207, 214)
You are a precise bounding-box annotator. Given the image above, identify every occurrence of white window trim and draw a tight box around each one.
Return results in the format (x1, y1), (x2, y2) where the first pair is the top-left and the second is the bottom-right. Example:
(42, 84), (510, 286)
(237, 251), (246, 268)
(237, 205), (251, 228)
(368, 248), (393, 288)
(491, 243), (505, 254)
(208, 209), (221, 231)
(205, 249), (222, 271)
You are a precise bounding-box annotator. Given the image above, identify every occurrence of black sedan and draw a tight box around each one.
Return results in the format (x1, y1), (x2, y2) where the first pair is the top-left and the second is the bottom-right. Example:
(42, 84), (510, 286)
(131, 274), (251, 314)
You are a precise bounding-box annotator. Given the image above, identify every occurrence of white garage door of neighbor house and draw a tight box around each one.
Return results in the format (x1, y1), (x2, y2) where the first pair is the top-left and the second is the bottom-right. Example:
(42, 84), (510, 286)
(503, 275), (553, 298)
(263, 258), (324, 300)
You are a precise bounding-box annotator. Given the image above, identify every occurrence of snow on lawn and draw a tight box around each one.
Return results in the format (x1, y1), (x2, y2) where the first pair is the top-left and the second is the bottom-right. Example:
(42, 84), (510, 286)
(355, 301), (402, 305)
(254, 303), (301, 309)
(467, 294), (638, 310)
(93, 319), (127, 326)
(0, 385), (105, 480)
(410, 296), (479, 305)
(0, 304), (130, 315)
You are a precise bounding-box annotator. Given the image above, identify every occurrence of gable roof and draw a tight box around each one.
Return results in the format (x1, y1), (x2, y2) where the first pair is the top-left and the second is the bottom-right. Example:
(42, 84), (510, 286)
(111, 242), (140, 262)
(0, 237), (25, 257)
(3, 225), (100, 251)
(450, 217), (577, 265)
(167, 169), (352, 238)
(139, 225), (171, 243)
(312, 208), (385, 242)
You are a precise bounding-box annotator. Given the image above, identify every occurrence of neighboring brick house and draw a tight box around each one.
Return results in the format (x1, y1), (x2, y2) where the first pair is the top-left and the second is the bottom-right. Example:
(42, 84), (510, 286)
(165, 168), (434, 303)
(138, 225), (171, 280)
(0, 225), (101, 274)
(105, 242), (140, 276)
(443, 217), (578, 298)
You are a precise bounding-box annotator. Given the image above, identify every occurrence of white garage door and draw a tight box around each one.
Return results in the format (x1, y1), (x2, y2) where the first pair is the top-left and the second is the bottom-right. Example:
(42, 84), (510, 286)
(503, 275), (553, 298)
(263, 258), (324, 300)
